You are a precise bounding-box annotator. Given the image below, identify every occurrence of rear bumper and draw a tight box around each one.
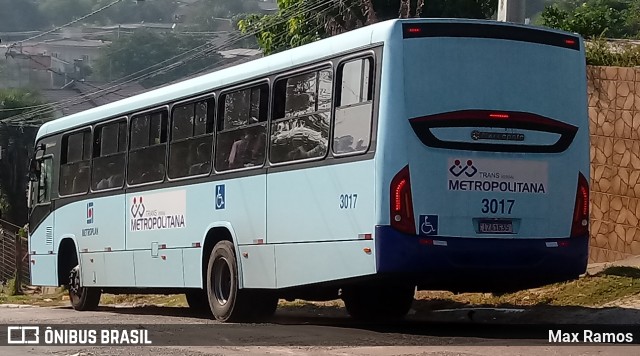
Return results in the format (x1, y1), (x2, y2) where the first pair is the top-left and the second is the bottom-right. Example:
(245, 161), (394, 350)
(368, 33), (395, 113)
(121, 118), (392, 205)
(375, 225), (589, 292)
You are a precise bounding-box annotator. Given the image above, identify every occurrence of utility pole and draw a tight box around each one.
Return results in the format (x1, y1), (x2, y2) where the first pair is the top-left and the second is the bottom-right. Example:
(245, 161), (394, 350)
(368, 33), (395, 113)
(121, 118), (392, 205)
(497, 0), (526, 24)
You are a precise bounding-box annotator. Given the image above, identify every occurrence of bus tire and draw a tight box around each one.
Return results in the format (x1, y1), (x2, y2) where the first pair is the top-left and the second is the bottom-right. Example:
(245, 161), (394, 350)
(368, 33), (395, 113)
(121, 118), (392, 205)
(206, 240), (251, 322)
(185, 289), (211, 314)
(342, 284), (415, 321)
(68, 265), (101, 311)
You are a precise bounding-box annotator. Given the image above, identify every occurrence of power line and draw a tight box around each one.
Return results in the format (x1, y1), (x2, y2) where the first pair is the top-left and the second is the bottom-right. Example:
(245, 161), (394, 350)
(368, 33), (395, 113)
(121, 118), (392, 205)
(5, 0), (331, 115)
(2, 0), (338, 124)
(3, 1), (325, 119)
(8, 0), (124, 48)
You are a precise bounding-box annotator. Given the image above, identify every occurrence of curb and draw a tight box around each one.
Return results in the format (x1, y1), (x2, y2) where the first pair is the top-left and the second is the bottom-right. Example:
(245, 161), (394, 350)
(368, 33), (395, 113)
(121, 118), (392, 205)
(0, 304), (37, 308)
(587, 256), (640, 275)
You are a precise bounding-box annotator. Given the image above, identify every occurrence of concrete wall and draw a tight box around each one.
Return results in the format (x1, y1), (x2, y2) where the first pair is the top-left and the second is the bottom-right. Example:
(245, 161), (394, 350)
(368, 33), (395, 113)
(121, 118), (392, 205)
(588, 66), (640, 262)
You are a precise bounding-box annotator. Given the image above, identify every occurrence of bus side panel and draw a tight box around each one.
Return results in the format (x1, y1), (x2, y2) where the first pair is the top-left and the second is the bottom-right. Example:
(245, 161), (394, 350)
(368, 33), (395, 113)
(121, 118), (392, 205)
(80, 252), (104, 287)
(103, 251), (135, 287)
(133, 249), (184, 287)
(206, 176), (267, 246)
(183, 247), (202, 288)
(238, 244), (276, 289)
(266, 160), (376, 244)
(55, 196), (126, 253)
(30, 214), (55, 255)
(274, 240), (376, 288)
(126, 188), (191, 251)
(29, 254), (58, 286)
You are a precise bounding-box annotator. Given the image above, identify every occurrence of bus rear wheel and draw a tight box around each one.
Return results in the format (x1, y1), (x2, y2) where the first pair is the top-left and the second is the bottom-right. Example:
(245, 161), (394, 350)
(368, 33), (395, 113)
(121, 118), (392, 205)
(342, 284), (415, 321)
(206, 241), (253, 322)
(68, 265), (101, 311)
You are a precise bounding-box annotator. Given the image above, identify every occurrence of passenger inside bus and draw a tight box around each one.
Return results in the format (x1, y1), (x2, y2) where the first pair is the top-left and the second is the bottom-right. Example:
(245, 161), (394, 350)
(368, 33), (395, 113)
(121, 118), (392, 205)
(188, 142), (211, 175)
(228, 132), (252, 169)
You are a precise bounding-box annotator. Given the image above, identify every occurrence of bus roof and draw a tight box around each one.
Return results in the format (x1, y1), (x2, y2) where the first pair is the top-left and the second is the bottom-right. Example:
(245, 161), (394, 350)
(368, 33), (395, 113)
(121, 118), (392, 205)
(35, 18), (580, 140)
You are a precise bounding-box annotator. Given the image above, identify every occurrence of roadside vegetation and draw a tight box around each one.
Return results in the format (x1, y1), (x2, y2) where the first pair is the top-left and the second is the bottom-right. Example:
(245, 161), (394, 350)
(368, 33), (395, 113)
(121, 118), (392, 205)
(413, 266), (640, 310)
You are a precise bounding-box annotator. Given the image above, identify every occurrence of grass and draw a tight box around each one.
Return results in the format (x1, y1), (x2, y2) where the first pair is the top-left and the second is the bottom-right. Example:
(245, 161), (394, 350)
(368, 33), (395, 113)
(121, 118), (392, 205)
(412, 266), (640, 310)
(2, 267), (639, 310)
(0, 286), (67, 307)
(99, 294), (187, 307)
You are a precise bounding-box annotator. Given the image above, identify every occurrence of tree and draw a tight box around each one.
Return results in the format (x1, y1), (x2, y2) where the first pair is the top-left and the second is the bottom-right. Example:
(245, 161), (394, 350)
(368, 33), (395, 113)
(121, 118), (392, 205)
(94, 29), (223, 87)
(238, 0), (498, 55)
(0, 89), (49, 225)
(0, 0), (47, 32)
(540, 0), (640, 39)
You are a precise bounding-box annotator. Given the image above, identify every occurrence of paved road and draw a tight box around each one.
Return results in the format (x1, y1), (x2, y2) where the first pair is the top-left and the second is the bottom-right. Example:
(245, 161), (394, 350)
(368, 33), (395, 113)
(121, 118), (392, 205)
(0, 304), (638, 355)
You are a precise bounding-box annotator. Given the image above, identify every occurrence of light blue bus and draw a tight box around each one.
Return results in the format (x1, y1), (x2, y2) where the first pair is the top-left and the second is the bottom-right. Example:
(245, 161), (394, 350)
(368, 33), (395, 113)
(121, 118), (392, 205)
(27, 19), (590, 322)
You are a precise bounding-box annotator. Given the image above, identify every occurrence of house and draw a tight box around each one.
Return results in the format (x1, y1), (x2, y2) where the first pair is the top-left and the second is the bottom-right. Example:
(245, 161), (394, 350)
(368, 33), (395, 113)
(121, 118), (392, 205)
(22, 38), (109, 69)
(40, 81), (147, 119)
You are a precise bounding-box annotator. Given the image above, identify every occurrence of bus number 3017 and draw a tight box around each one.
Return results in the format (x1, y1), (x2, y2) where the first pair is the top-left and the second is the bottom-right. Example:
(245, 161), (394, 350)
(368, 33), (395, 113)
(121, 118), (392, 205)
(481, 199), (515, 214)
(339, 194), (358, 209)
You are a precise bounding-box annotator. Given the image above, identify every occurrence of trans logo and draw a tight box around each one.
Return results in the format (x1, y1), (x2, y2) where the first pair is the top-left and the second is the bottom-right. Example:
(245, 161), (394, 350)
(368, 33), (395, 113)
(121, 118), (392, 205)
(447, 157), (548, 194)
(129, 191), (187, 232)
(131, 197), (146, 218)
(449, 159), (478, 178)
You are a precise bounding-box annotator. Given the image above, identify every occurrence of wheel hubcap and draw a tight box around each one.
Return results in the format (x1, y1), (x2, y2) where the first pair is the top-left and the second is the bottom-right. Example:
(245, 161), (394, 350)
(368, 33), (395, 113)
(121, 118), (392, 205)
(69, 267), (82, 298)
(213, 257), (231, 305)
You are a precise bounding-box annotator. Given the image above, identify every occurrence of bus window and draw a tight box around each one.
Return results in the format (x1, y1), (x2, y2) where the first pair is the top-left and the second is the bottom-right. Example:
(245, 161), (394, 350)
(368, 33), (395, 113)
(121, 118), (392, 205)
(215, 84), (268, 172)
(92, 119), (126, 191)
(168, 98), (214, 178)
(37, 158), (53, 204)
(59, 130), (91, 196)
(270, 68), (332, 164)
(333, 57), (373, 155)
(127, 110), (168, 185)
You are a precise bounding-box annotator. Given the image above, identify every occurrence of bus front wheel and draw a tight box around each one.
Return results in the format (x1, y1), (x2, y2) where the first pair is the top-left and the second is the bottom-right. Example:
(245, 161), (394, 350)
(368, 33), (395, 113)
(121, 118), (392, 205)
(342, 284), (415, 321)
(206, 241), (252, 322)
(68, 265), (101, 311)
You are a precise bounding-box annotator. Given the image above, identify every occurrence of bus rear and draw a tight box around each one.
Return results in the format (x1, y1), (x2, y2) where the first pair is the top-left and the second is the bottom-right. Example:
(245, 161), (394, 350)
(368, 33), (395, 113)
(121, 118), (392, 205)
(375, 21), (589, 292)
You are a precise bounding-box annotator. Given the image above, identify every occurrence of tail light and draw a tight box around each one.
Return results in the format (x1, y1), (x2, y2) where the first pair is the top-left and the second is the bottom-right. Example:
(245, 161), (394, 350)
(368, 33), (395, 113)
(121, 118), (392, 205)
(570, 172), (589, 237)
(390, 165), (415, 234)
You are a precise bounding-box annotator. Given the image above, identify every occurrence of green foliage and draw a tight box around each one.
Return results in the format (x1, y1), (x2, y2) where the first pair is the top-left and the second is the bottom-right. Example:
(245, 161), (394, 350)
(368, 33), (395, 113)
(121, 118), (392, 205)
(238, 0), (324, 56)
(540, 0), (640, 39)
(238, 0), (499, 55)
(0, 89), (48, 121)
(5, 278), (18, 296)
(585, 37), (640, 66)
(94, 29), (222, 87)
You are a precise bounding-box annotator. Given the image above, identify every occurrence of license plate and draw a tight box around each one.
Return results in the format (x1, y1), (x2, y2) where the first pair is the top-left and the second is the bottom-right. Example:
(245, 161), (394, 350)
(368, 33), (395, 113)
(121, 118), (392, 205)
(478, 220), (513, 234)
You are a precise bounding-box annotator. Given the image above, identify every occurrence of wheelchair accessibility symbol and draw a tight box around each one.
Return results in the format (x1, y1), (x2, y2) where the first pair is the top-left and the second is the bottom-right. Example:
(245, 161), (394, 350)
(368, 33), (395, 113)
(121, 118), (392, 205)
(215, 184), (225, 210)
(419, 215), (438, 236)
